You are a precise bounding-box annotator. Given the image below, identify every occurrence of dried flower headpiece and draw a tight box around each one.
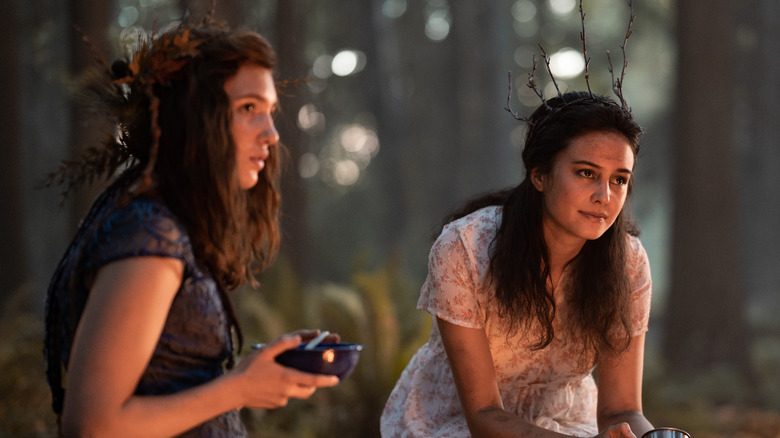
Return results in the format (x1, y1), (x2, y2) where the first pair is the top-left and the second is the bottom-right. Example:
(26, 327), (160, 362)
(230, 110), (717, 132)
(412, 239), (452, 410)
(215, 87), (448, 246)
(116, 25), (208, 191)
(44, 17), (306, 200)
(505, 0), (636, 122)
(41, 19), (223, 199)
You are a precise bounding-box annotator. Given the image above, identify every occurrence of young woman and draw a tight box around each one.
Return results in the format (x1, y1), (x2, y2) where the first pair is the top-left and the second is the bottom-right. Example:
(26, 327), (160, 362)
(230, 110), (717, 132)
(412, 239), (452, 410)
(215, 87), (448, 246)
(44, 22), (339, 437)
(381, 92), (654, 438)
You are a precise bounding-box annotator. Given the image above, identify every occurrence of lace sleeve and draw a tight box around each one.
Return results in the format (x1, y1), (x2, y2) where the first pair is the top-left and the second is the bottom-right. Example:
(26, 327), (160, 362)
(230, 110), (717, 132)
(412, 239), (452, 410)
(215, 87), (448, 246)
(84, 197), (191, 273)
(627, 235), (652, 335)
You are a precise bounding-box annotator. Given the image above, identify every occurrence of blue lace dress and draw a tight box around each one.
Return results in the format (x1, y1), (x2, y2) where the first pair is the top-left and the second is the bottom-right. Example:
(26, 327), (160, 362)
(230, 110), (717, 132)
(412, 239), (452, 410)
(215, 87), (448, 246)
(44, 177), (247, 437)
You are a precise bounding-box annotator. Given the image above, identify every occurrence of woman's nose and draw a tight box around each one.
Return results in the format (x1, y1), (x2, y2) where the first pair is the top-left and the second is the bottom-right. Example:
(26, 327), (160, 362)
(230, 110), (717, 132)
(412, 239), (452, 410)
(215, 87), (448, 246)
(591, 180), (611, 204)
(259, 117), (280, 145)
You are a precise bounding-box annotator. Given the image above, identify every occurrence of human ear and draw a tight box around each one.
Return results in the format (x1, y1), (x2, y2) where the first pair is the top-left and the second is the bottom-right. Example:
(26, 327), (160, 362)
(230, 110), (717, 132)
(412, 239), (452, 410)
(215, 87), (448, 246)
(530, 168), (545, 192)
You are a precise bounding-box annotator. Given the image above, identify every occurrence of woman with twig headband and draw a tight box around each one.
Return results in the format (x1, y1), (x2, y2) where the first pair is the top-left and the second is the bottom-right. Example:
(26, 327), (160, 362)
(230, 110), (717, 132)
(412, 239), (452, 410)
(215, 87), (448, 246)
(381, 92), (654, 438)
(382, 2), (655, 436)
(43, 21), (339, 437)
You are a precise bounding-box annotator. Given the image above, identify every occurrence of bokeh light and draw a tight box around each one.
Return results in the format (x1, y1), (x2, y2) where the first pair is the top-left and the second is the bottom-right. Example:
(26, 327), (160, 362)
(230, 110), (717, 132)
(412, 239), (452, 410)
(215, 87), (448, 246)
(298, 104), (326, 134)
(382, 0), (408, 19)
(313, 54), (334, 79)
(118, 6), (139, 28)
(333, 160), (360, 186)
(511, 0), (537, 23)
(331, 50), (366, 77)
(548, 0), (576, 15)
(549, 48), (585, 79)
(298, 152), (320, 179)
(425, 10), (451, 41)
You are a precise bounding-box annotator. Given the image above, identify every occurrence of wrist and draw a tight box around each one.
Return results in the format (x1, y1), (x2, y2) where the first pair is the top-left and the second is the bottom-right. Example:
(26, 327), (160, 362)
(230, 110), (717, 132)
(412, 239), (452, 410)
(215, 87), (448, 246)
(219, 366), (248, 411)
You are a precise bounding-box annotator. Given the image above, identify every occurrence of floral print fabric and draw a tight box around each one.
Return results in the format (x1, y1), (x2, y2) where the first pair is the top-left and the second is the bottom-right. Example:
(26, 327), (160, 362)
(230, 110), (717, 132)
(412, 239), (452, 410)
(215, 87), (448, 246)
(381, 206), (652, 437)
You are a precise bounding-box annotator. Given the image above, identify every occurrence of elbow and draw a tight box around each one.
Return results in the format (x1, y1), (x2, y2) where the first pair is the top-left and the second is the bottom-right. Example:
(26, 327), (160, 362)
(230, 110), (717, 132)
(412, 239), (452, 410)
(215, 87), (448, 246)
(466, 406), (508, 438)
(60, 416), (88, 438)
(61, 416), (98, 438)
(60, 410), (115, 438)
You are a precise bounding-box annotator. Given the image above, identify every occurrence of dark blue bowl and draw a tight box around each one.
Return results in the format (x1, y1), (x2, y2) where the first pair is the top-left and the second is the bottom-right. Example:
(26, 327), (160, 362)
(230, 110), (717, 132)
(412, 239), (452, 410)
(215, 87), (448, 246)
(275, 342), (364, 380)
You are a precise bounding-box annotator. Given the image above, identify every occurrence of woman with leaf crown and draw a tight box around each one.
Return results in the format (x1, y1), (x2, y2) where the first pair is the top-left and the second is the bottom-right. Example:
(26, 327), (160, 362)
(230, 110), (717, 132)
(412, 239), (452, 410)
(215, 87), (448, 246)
(43, 20), (339, 437)
(381, 2), (655, 437)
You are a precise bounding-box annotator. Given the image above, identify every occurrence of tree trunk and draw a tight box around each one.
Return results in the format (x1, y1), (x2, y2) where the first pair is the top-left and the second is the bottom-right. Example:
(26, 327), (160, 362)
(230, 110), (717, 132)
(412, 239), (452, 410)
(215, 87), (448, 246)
(14, 0), (74, 313)
(738, 0), (780, 321)
(0, 0), (28, 312)
(451, 2), (514, 198)
(275, 0), (312, 281)
(664, 0), (752, 377)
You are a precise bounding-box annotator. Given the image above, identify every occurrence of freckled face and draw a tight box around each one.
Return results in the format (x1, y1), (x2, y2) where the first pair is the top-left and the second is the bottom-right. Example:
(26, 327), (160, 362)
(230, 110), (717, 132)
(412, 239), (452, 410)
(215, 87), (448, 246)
(223, 64), (279, 190)
(531, 131), (635, 249)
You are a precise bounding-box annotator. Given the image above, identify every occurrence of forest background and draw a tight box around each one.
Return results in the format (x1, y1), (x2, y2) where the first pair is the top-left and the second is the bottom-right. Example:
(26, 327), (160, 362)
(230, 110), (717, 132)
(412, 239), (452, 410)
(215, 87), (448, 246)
(2, 0), (780, 436)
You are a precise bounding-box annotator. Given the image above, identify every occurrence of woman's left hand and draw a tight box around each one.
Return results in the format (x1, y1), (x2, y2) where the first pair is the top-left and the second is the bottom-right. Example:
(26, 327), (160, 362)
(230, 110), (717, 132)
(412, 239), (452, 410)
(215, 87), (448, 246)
(596, 422), (637, 438)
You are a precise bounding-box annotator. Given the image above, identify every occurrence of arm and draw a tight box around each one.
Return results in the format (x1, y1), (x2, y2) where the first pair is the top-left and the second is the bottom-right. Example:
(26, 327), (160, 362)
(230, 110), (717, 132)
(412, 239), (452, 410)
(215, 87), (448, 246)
(596, 333), (654, 437)
(439, 318), (641, 438)
(62, 257), (338, 438)
(437, 317), (572, 438)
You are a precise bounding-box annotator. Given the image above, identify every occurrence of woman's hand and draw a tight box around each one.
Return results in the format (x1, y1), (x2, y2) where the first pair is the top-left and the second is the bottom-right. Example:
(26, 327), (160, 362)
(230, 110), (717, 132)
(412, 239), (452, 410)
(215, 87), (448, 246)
(595, 422), (637, 438)
(230, 333), (340, 410)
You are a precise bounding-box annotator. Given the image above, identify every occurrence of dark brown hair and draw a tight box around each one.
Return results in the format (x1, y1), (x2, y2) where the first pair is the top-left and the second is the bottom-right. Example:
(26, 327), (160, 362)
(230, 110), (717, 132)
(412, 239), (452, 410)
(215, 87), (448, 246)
(145, 27), (282, 290)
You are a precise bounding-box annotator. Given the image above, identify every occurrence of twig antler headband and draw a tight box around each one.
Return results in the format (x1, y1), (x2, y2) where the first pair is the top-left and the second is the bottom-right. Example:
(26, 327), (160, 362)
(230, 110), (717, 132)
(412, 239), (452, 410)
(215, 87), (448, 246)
(506, 0), (636, 122)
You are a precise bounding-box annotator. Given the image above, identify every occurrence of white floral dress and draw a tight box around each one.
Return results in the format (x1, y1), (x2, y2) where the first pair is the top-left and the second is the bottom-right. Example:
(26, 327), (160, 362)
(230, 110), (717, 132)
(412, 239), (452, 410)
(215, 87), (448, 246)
(381, 206), (652, 437)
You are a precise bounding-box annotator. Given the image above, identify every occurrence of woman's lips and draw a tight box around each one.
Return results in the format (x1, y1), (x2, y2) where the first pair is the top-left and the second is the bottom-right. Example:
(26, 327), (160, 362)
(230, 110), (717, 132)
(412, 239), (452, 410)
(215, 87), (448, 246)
(580, 210), (608, 221)
(251, 150), (269, 169)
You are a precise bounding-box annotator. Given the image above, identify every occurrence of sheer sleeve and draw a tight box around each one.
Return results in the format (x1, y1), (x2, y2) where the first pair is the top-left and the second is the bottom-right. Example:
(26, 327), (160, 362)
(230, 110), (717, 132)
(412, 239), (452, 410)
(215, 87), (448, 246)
(626, 235), (652, 335)
(417, 208), (499, 329)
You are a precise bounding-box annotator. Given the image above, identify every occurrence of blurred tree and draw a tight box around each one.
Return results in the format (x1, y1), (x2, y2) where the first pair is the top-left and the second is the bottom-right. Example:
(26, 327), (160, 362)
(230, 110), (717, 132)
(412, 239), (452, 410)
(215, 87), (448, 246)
(449, 2), (514, 199)
(368, 0), (412, 264)
(182, 0), (240, 27)
(665, 0), (752, 379)
(275, 0), (314, 281)
(0, 0), (28, 312)
(16, 0), (73, 310)
(738, 0), (780, 321)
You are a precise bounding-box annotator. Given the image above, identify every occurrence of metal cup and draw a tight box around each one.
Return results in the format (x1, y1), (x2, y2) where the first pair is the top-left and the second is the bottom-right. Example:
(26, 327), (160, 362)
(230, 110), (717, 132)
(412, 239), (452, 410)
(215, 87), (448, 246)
(642, 427), (691, 438)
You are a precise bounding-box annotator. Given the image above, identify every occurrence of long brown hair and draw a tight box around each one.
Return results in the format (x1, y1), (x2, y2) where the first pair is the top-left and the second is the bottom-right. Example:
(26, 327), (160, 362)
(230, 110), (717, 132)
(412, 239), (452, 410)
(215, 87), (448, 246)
(445, 91), (643, 363)
(146, 28), (282, 290)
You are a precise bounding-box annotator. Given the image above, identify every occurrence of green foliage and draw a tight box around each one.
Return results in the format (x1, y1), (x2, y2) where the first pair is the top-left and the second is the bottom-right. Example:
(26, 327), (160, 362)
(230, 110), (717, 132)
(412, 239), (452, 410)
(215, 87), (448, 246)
(0, 284), (58, 437)
(5, 261), (780, 437)
(642, 345), (780, 437)
(236, 255), (431, 437)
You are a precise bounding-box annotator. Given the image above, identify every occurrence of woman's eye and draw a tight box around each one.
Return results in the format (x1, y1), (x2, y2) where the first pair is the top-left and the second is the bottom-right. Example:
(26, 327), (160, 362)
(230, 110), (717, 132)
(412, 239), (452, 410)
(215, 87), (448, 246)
(578, 169), (594, 178)
(613, 176), (628, 186)
(240, 103), (255, 113)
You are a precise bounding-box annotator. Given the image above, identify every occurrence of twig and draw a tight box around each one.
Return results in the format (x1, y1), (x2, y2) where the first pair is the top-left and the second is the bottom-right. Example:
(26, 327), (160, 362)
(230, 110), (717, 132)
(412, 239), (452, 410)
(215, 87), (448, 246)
(504, 71), (526, 121)
(579, 0), (593, 97)
(538, 44), (562, 99)
(609, 0), (635, 111)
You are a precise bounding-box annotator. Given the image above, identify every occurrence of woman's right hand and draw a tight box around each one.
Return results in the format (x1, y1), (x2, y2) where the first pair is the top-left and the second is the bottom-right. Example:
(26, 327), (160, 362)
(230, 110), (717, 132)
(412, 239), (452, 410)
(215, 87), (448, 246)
(595, 422), (637, 438)
(230, 333), (340, 409)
